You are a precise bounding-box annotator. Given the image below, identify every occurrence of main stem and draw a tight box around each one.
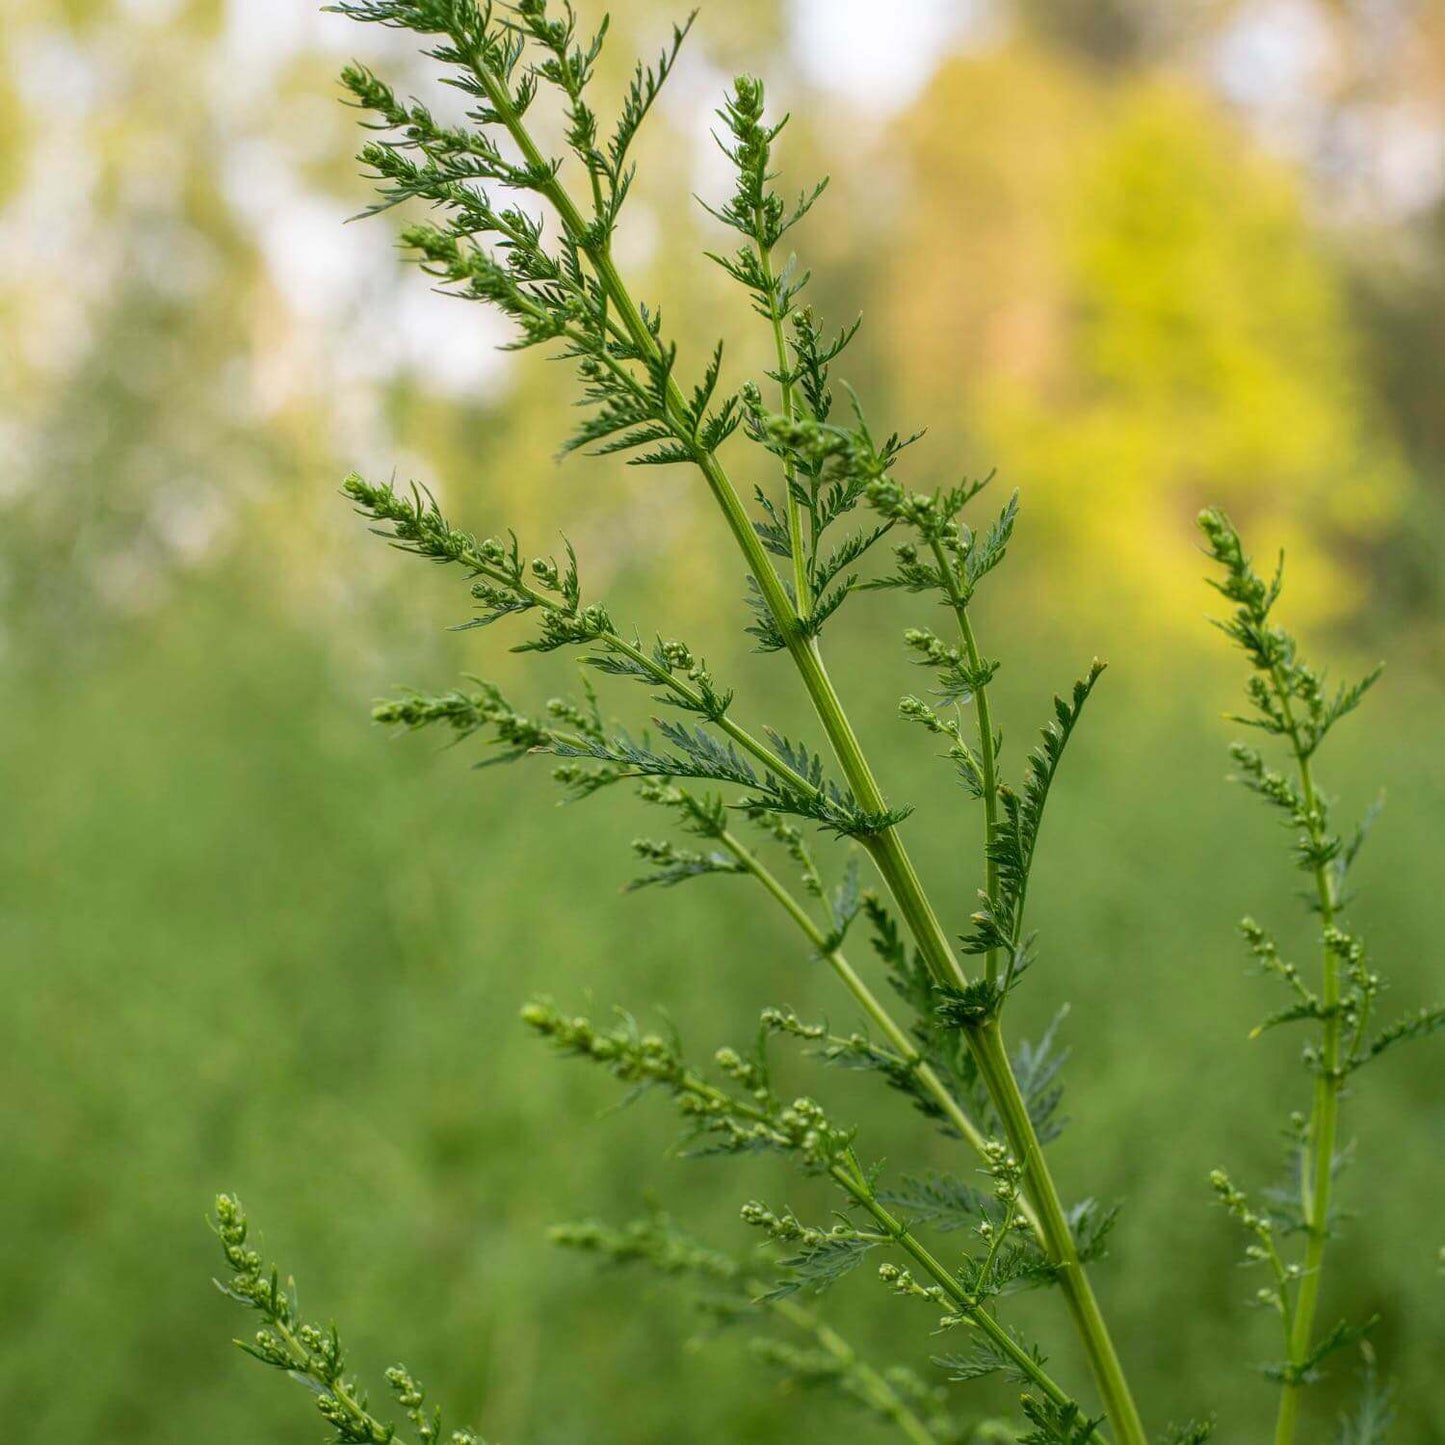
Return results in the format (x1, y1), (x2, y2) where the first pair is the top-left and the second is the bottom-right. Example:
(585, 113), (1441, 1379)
(1271, 681), (1341, 1445)
(692, 383), (1148, 1445)
(757, 242), (812, 615)
(473, 60), (1144, 1444)
(971, 1018), (1145, 1442)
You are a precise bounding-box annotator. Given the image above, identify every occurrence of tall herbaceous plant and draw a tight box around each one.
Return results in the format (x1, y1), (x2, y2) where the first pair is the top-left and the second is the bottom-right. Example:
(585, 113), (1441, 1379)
(208, 5), (1441, 1442)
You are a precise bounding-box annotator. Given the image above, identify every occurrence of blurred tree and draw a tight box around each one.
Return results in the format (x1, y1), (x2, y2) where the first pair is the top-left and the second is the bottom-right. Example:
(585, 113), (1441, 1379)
(0, 0), (781, 664)
(877, 47), (1405, 630)
(1012, 0), (1163, 67)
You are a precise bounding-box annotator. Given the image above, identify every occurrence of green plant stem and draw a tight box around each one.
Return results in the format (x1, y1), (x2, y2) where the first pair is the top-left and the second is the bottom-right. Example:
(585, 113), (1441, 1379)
(782, 632), (970, 996)
(756, 242), (812, 614)
(834, 1154), (1077, 1412)
(495, 95), (964, 975)
(970, 1018), (1145, 1445)
(759, 1288), (944, 1445)
(927, 536), (1002, 986)
(672, 1065), (1082, 1417)
(716, 825), (1043, 1232)
(264, 1315), (401, 1445)
(1270, 674), (1341, 1445)
(471, 57), (1144, 1444)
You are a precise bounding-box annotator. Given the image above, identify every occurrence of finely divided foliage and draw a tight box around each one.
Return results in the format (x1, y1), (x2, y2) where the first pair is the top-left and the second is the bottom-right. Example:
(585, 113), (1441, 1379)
(1198, 512), (1439, 1445)
(208, 5), (1437, 1443)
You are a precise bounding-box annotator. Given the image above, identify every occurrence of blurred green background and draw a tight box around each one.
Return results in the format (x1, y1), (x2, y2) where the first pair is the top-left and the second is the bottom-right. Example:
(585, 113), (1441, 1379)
(2, 0), (1443, 1439)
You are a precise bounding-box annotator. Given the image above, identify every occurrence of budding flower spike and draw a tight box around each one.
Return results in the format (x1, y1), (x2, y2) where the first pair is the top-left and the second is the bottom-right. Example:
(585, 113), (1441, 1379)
(212, 1194), (488, 1444)
(1199, 509), (1437, 1443)
(207, 8), (1438, 1445)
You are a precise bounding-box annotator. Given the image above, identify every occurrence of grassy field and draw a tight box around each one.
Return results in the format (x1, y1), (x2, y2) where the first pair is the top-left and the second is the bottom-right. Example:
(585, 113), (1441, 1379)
(4, 544), (1441, 1442)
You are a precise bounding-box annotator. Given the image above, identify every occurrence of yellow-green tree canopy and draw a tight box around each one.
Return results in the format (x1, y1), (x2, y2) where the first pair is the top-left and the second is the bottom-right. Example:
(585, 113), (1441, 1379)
(879, 48), (1405, 627)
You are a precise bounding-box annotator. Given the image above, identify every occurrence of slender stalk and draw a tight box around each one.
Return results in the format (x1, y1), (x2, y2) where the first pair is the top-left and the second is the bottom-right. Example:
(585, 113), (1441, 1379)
(267, 1313), (408, 1445)
(715, 825), (1034, 1216)
(756, 241), (812, 614)
(780, 630), (971, 997)
(1270, 674), (1342, 1445)
(927, 536), (1002, 987)
(920, 547), (1144, 1432)
(833, 1154), (1077, 1411)
(971, 1018), (1147, 1444)
(469, 57), (1145, 1443)
(658, 1069), (1084, 1418)
(599, 633), (816, 799)
(707, 470), (1142, 1435)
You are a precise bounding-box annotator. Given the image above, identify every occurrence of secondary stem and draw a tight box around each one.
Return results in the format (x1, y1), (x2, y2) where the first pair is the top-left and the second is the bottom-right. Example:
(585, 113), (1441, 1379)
(269, 1315), (404, 1445)
(927, 536), (1002, 987)
(1271, 675), (1341, 1445)
(914, 552), (1144, 1433)
(697, 424), (1146, 1444)
(439, 537), (830, 806)
(671, 1070), (1084, 1419)
(716, 824), (1042, 1234)
(757, 241), (812, 614)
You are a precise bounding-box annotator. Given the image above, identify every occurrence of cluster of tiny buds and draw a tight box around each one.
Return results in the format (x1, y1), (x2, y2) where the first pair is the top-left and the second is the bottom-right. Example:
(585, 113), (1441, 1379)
(759, 1006), (827, 1040)
(545, 697), (598, 737)
(214, 1193), (261, 1277)
(299, 1323), (341, 1372)
(897, 694), (957, 738)
(632, 838), (687, 867)
(550, 759), (620, 794)
(739, 1202), (836, 1247)
(774, 1096), (843, 1160)
(897, 694), (932, 722)
(658, 638), (716, 690)
(385, 1367), (425, 1413)
(546, 602), (611, 636)
(315, 1394), (368, 1436)
(902, 628), (957, 667)
(249, 1329), (293, 1368)
(864, 479), (960, 543)
(636, 778), (685, 807)
(713, 1045), (766, 1094)
(521, 1003), (683, 1087)
(385, 1366), (480, 1445)
(1198, 507), (1273, 612)
(982, 1141), (1023, 1202)
(691, 1091), (844, 1168)
(1210, 1170), (1272, 1238)
(730, 72), (764, 121)
(739, 382), (852, 464)
(878, 1262), (947, 1308)
(1325, 926), (1377, 987)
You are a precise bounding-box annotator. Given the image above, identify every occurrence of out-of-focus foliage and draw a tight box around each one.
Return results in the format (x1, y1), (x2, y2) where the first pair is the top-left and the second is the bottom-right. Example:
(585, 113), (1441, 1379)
(1, 0), (1443, 1441)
